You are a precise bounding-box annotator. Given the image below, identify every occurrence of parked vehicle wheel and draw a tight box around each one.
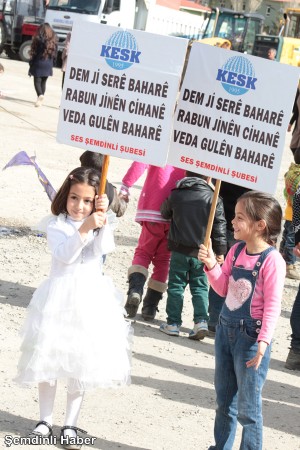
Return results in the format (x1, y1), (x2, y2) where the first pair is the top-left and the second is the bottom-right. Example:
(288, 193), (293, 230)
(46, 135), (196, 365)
(0, 23), (5, 54)
(19, 40), (32, 62)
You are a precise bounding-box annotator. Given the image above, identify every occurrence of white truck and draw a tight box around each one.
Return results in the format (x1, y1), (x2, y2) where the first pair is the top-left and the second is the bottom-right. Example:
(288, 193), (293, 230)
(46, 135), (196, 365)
(45, 0), (204, 62)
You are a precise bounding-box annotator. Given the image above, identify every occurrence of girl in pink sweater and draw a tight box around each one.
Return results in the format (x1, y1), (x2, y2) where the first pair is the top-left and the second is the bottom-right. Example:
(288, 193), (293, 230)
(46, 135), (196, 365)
(199, 190), (285, 450)
(120, 162), (185, 320)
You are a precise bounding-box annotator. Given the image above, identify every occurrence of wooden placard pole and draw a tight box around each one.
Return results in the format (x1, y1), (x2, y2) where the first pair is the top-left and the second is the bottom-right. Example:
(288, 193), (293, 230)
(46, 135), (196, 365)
(204, 179), (222, 247)
(97, 155), (110, 210)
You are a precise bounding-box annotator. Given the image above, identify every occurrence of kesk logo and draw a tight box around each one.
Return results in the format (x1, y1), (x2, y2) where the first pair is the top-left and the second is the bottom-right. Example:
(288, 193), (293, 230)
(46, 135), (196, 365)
(100, 30), (141, 70)
(216, 56), (257, 96)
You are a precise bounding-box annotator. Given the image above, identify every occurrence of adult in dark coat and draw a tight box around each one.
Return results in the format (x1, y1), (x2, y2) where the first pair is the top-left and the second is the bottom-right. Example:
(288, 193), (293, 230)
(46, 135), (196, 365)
(288, 87), (300, 154)
(29, 23), (57, 107)
(285, 185), (300, 370)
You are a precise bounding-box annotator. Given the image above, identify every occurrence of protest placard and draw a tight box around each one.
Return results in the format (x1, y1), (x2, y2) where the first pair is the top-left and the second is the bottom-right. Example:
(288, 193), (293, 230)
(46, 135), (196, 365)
(168, 42), (299, 194)
(57, 21), (188, 167)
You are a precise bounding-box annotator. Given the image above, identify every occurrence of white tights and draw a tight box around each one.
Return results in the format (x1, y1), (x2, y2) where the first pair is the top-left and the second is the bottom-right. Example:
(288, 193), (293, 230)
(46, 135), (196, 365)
(34, 381), (84, 438)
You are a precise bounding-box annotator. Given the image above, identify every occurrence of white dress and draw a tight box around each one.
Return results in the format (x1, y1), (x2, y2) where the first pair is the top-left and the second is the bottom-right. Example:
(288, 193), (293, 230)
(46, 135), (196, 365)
(16, 214), (133, 393)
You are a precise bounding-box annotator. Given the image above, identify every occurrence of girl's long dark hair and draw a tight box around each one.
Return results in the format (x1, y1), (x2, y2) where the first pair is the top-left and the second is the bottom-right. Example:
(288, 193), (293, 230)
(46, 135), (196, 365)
(30, 23), (57, 59)
(238, 190), (282, 246)
(51, 167), (100, 216)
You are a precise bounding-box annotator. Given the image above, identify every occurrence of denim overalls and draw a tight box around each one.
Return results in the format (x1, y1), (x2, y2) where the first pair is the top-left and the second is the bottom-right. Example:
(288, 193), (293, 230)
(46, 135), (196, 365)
(210, 242), (274, 450)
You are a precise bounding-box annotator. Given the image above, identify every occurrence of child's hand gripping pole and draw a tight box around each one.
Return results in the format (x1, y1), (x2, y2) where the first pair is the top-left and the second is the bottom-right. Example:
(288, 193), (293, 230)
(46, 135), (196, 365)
(204, 179), (222, 247)
(97, 155), (110, 211)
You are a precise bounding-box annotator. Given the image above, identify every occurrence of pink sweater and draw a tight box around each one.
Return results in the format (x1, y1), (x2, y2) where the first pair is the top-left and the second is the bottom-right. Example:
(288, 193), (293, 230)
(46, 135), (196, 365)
(122, 162), (185, 223)
(205, 244), (286, 344)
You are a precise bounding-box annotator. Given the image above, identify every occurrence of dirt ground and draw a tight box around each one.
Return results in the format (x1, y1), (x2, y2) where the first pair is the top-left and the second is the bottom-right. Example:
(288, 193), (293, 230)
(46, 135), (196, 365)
(0, 57), (299, 450)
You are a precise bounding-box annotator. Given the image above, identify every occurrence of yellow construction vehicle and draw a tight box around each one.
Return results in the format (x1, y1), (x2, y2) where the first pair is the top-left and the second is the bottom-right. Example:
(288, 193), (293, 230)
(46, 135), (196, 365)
(252, 8), (300, 66)
(200, 7), (264, 54)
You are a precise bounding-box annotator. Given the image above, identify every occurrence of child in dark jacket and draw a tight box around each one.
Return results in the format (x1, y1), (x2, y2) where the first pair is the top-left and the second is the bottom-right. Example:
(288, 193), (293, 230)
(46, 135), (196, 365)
(159, 171), (227, 339)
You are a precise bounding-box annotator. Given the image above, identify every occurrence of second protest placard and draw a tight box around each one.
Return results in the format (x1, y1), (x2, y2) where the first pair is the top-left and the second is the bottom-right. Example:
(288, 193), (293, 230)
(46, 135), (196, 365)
(168, 42), (299, 194)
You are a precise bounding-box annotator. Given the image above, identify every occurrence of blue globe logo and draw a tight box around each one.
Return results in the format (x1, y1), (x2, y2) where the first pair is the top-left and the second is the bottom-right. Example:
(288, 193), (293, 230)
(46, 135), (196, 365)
(103, 31), (139, 70)
(220, 56), (255, 96)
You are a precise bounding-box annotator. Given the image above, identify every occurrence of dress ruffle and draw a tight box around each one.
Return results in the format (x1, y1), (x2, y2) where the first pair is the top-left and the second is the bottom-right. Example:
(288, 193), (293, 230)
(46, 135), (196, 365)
(15, 264), (133, 392)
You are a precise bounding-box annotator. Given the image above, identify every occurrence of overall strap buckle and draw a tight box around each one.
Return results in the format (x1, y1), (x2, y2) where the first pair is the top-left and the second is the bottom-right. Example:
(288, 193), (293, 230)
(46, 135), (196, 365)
(239, 319), (244, 331)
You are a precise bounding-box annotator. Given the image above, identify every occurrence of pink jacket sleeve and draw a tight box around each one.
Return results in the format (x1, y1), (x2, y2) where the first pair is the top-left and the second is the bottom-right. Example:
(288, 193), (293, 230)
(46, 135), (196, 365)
(122, 162), (149, 188)
(258, 252), (285, 344)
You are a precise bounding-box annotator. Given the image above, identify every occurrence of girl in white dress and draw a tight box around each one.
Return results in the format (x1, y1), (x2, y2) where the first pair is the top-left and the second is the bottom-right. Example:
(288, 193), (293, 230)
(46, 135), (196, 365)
(16, 167), (133, 449)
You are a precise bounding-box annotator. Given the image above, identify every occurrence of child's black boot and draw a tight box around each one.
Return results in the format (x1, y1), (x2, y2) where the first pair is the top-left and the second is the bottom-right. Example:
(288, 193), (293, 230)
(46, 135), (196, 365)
(125, 272), (147, 318)
(141, 288), (163, 321)
(285, 348), (300, 370)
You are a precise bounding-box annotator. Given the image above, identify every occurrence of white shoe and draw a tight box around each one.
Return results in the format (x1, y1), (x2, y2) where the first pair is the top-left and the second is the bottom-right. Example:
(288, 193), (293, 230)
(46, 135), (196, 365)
(35, 95), (44, 107)
(189, 320), (208, 340)
(160, 323), (180, 336)
(286, 264), (300, 280)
